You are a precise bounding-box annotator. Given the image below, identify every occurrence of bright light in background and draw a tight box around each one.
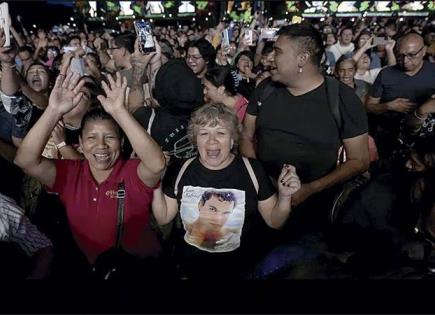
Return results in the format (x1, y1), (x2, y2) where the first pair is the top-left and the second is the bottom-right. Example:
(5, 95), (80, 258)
(89, 1), (97, 18)
(119, 1), (133, 15)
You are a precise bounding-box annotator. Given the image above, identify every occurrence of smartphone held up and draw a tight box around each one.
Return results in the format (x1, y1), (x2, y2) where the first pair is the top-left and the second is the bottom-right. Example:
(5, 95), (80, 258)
(134, 20), (155, 54)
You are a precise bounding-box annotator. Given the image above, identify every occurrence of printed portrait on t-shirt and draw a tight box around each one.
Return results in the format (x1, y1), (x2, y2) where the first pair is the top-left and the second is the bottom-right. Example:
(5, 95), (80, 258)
(180, 186), (245, 253)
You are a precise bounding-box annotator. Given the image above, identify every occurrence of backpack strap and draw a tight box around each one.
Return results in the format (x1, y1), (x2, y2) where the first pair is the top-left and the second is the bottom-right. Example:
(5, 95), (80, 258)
(324, 76), (342, 137)
(256, 79), (279, 108)
(147, 108), (156, 135)
(242, 157), (259, 194)
(115, 182), (125, 248)
(174, 157), (195, 196)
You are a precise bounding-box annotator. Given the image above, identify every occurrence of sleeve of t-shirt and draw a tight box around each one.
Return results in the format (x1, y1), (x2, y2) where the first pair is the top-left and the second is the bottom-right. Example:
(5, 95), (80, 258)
(249, 158), (275, 201)
(47, 159), (80, 195)
(246, 77), (273, 116)
(369, 68), (384, 98)
(339, 83), (369, 139)
(133, 106), (152, 129)
(162, 159), (184, 199)
(124, 159), (158, 193)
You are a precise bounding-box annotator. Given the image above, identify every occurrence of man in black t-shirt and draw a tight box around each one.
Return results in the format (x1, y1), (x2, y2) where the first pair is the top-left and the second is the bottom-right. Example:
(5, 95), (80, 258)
(240, 24), (369, 235)
(366, 32), (435, 159)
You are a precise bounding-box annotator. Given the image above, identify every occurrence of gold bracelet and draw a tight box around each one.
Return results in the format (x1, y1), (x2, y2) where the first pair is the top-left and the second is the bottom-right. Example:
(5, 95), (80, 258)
(414, 110), (427, 121)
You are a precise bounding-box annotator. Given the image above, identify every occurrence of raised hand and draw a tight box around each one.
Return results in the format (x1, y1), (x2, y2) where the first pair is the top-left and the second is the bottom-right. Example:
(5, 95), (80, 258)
(278, 164), (301, 198)
(131, 38), (157, 68)
(385, 39), (396, 52)
(97, 72), (128, 115)
(48, 72), (85, 116)
(0, 28), (15, 63)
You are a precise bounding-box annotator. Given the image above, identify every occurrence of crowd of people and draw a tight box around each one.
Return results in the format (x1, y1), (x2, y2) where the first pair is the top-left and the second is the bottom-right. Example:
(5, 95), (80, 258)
(1, 10), (435, 280)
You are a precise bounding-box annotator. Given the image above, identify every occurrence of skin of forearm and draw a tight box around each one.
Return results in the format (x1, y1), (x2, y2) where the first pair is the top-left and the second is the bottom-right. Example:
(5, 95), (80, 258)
(128, 63), (147, 111)
(269, 195), (292, 229)
(33, 46), (43, 61)
(15, 106), (61, 170)
(111, 108), (165, 175)
(148, 61), (161, 90)
(239, 136), (257, 159)
(309, 159), (369, 195)
(152, 187), (171, 225)
(20, 84), (48, 109)
(366, 101), (388, 114)
(58, 145), (83, 160)
(10, 27), (24, 47)
(386, 49), (396, 66)
(1, 65), (20, 95)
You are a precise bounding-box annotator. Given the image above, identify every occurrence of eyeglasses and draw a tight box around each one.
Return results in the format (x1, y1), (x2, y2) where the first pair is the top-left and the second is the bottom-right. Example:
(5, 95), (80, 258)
(397, 46), (425, 60)
(185, 54), (203, 62)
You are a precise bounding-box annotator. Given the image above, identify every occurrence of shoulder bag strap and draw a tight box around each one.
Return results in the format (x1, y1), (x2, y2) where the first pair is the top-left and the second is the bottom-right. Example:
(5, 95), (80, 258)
(174, 157), (195, 196)
(324, 76), (342, 136)
(147, 108), (156, 135)
(115, 182), (125, 248)
(242, 157), (259, 194)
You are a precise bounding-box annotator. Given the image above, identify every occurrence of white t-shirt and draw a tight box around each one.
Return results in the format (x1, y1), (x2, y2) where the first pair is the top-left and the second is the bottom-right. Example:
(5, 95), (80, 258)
(354, 68), (381, 85)
(329, 42), (355, 62)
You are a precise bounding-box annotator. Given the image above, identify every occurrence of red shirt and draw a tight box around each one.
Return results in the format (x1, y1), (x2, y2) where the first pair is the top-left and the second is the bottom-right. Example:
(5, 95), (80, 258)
(49, 159), (160, 264)
(234, 94), (249, 123)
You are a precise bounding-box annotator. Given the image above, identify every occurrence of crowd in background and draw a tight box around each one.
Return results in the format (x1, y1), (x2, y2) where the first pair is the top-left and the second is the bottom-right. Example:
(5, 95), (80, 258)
(1, 9), (435, 279)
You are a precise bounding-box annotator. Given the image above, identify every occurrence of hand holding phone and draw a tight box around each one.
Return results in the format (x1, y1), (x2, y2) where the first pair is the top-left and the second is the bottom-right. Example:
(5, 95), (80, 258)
(373, 37), (387, 47)
(260, 28), (279, 41)
(134, 20), (155, 54)
(222, 28), (230, 47)
(244, 29), (253, 46)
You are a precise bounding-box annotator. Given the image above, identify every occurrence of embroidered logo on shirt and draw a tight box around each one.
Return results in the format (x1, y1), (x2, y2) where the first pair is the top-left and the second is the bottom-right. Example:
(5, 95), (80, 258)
(105, 190), (118, 199)
(106, 189), (126, 199)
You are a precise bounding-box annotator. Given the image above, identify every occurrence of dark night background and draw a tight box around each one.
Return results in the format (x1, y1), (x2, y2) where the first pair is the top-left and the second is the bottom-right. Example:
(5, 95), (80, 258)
(8, 1), (74, 30)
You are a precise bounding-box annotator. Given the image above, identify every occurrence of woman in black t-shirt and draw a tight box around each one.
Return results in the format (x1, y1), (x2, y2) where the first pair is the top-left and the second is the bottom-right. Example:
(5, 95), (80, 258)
(152, 103), (301, 279)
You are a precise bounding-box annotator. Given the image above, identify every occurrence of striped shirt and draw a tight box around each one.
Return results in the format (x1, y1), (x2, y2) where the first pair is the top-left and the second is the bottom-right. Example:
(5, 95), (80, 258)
(0, 193), (52, 256)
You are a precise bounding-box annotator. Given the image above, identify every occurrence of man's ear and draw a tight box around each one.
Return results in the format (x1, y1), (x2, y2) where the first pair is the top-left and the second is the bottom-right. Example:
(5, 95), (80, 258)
(78, 136), (83, 151)
(297, 52), (310, 68)
(217, 86), (226, 95)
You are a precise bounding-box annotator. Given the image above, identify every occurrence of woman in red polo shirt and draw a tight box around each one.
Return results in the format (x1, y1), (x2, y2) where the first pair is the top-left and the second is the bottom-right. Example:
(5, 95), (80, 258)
(15, 71), (166, 278)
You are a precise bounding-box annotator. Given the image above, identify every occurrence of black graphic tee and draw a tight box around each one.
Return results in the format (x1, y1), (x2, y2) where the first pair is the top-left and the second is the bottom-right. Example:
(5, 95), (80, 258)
(163, 156), (276, 279)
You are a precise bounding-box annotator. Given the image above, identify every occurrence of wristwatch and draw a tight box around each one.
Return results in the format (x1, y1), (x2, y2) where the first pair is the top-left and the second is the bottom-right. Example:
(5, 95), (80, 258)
(55, 141), (67, 150)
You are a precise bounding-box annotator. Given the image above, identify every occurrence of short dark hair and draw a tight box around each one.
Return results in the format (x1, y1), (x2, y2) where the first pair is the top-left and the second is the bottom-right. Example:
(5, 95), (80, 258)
(277, 23), (325, 67)
(68, 35), (81, 45)
(261, 41), (274, 55)
(79, 106), (122, 138)
(199, 190), (236, 208)
(339, 25), (354, 36)
(114, 32), (136, 54)
(26, 62), (50, 79)
(205, 66), (239, 96)
(234, 50), (254, 67)
(187, 38), (216, 66)
(18, 45), (34, 54)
